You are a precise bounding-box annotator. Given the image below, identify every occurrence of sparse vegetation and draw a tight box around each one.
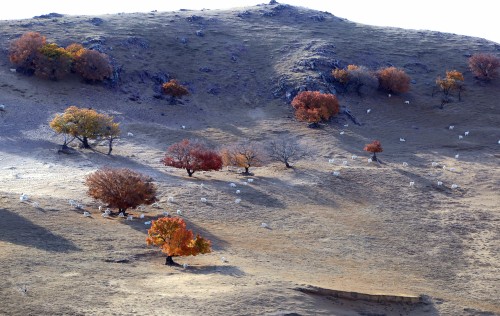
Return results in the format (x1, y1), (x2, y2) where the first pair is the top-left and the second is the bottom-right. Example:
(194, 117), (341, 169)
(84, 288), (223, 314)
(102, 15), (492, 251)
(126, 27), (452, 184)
(74, 49), (113, 82)
(9, 31), (46, 74)
(291, 91), (339, 126)
(435, 70), (465, 107)
(332, 65), (377, 95)
(146, 217), (211, 265)
(49, 106), (120, 152)
(85, 168), (157, 215)
(468, 53), (500, 81)
(162, 79), (189, 98)
(221, 141), (266, 174)
(161, 139), (223, 177)
(376, 67), (410, 94)
(364, 140), (383, 162)
(268, 135), (307, 168)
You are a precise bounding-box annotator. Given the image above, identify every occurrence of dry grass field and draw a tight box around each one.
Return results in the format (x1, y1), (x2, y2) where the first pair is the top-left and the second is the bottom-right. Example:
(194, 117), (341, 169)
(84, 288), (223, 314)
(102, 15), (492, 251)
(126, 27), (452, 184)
(0, 3), (499, 315)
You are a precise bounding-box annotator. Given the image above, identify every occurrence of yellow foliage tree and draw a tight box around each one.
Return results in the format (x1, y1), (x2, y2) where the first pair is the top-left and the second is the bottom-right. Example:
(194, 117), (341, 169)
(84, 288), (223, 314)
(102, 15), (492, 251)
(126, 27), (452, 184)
(49, 106), (120, 154)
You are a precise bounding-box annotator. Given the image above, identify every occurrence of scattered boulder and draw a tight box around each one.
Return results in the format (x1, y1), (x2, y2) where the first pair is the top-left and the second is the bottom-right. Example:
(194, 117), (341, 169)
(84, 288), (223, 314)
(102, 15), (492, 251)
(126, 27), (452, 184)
(34, 13), (64, 19)
(88, 18), (104, 26)
(196, 30), (205, 37)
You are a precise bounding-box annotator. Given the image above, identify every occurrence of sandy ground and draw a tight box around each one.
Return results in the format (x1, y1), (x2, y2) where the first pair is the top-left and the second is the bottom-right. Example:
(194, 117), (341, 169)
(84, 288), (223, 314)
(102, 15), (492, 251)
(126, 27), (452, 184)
(1, 4), (499, 316)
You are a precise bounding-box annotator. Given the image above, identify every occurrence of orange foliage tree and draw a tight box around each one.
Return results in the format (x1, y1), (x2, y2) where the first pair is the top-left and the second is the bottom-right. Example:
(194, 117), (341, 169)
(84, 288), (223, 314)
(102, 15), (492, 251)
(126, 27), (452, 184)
(74, 49), (113, 82)
(85, 168), (157, 215)
(34, 43), (72, 80)
(364, 140), (383, 162)
(468, 53), (500, 81)
(147, 217), (212, 265)
(162, 79), (189, 98)
(291, 91), (340, 126)
(376, 67), (410, 94)
(49, 106), (120, 152)
(9, 32), (46, 74)
(332, 65), (377, 95)
(161, 139), (223, 177)
(221, 141), (266, 174)
(435, 70), (465, 106)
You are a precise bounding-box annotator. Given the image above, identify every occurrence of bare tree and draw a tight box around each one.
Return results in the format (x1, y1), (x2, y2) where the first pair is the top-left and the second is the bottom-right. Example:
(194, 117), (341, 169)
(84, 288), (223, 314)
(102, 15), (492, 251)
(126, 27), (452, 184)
(221, 141), (266, 174)
(268, 135), (307, 168)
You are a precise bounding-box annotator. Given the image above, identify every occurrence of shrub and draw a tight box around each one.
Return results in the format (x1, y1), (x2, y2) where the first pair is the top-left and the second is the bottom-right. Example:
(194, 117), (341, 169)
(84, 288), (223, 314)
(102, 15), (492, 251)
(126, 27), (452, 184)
(468, 53), (500, 81)
(85, 168), (157, 215)
(364, 140), (383, 162)
(49, 106), (120, 152)
(435, 70), (465, 105)
(161, 139), (223, 177)
(147, 217), (211, 266)
(9, 32), (46, 74)
(332, 68), (350, 85)
(74, 49), (113, 82)
(34, 43), (72, 80)
(268, 135), (307, 168)
(376, 67), (410, 94)
(291, 91), (339, 125)
(162, 79), (189, 98)
(221, 141), (266, 174)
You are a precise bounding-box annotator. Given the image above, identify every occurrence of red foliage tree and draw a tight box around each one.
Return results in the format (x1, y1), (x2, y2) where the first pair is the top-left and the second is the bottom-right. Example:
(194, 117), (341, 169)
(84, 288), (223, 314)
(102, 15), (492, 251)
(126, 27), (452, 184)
(9, 32), (46, 74)
(161, 139), (223, 177)
(147, 217), (212, 265)
(162, 79), (189, 98)
(468, 53), (500, 81)
(364, 140), (383, 162)
(74, 49), (113, 82)
(376, 67), (410, 94)
(85, 168), (157, 215)
(291, 91), (339, 126)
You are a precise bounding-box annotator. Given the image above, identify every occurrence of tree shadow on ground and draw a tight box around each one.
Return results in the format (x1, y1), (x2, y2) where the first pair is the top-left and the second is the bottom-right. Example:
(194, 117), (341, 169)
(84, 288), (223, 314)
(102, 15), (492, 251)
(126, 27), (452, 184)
(0, 208), (81, 252)
(185, 264), (246, 277)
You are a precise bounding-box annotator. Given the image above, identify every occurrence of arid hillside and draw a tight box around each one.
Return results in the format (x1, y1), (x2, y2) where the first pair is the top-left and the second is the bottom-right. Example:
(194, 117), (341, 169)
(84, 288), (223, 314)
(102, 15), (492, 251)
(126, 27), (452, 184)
(0, 3), (499, 316)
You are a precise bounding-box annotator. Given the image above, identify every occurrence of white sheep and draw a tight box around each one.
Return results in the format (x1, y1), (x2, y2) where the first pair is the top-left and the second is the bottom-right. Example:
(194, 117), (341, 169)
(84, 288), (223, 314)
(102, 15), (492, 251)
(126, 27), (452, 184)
(68, 199), (76, 206)
(105, 208), (111, 215)
(235, 190), (241, 194)
(181, 125), (186, 129)
(437, 181), (443, 186)
(221, 256), (228, 263)
(388, 94), (392, 98)
(247, 179), (254, 183)
(102, 213), (109, 218)
(333, 171), (340, 177)
(32, 202), (40, 208)
(449, 125), (455, 130)
(167, 196), (174, 202)
(235, 199), (241, 204)
(127, 132), (134, 137)
(152, 202), (160, 208)
(229, 183), (237, 187)
(342, 160), (348, 165)
(351, 155), (357, 160)
(498, 140), (500, 145)
(455, 154), (459, 159)
(449, 167), (456, 171)
(367, 158), (372, 163)
(261, 223), (269, 228)
(201, 198), (207, 203)
(451, 184), (458, 189)
(431, 162), (438, 167)
(459, 135), (463, 140)
(366, 109), (371, 114)
(409, 181), (415, 186)
(399, 138), (406, 142)
(0, 104), (5, 111)
(340, 131), (345, 135)
(176, 209), (182, 215)
(75, 204), (84, 210)
(20, 193), (29, 202)
(343, 124), (349, 127)
(83, 211), (91, 217)
(144, 221), (151, 225)
(328, 158), (335, 164)
(139, 213), (145, 219)
(464, 131), (469, 136)
(442, 165), (446, 170)
(98, 206), (103, 211)
(402, 162), (408, 167)
(183, 263), (189, 268)
(404, 100), (410, 104)
(127, 215), (133, 221)
(118, 212), (125, 218)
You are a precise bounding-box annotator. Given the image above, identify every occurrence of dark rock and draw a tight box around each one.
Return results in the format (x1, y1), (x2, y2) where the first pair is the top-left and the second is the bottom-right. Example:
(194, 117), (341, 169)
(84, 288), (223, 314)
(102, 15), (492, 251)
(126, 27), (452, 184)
(153, 94), (163, 99)
(34, 13), (64, 19)
(269, 0), (278, 4)
(89, 18), (104, 26)
(311, 15), (325, 22)
(186, 15), (203, 23)
(237, 11), (252, 18)
(179, 37), (188, 44)
(196, 30), (205, 37)
(231, 55), (238, 62)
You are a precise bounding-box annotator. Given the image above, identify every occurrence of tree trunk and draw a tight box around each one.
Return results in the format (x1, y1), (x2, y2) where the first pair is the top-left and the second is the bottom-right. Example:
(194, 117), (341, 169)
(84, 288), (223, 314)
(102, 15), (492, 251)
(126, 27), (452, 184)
(107, 138), (113, 155)
(82, 136), (91, 148)
(119, 208), (127, 216)
(285, 161), (292, 168)
(372, 153), (378, 162)
(187, 169), (194, 177)
(165, 256), (175, 265)
(244, 167), (249, 174)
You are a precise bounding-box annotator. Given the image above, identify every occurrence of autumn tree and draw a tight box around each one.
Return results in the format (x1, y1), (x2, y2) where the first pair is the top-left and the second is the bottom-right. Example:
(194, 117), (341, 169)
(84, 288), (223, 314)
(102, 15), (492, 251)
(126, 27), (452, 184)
(147, 217), (211, 266)
(376, 67), (410, 94)
(434, 70), (465, 107)
(161, 139), (223, 177)
(332, 65), (377, 95)
(291, 91), (340, 127)
(74, 49), (113, 82)
(34, 43), (72, 80)
(49, 106), (120, 152)
(9, 32), (46, 74)
(221, 141), (266, 174)
(468, 53), (500, 81)
(268, 135), (307, 168)
(364, 140), (383, 162)
(162, 79), (189, 98)
(85, 168), (157, 215)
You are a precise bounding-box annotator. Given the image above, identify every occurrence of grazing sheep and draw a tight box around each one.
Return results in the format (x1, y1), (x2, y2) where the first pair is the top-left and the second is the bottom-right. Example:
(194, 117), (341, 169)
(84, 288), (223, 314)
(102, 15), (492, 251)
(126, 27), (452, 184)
(498, 140), (500, 145)
(118, 212), (125, 218)
(459, 135), (463, 140)
(102, 213), (109, 218)
(20, 193), (29, 202)
(83, 211), (91, 217)
(105, 208), (111, 215)
(32, 202), (40, 208)
(402, 162), (408, 167)
(176, 210), (182, 215)
(367, 158), (372, 163)
(404, 100), (410, 104)
(0, 104), (5, 111)
(464, 131), (469, 136)
(343, 124), (349, 127)
(451, 184), (458, 189)
(98, 206), (103, 211)
(247, 179), (254, 183)
(167, 196), (174, 202)
(388, 94), (392, 98)
(409, 181), (415, 186)
(201, 198), (207, 203)
(449, 125), (455, 130)
(333, 171), (340, 177)
(127, 215), (133, 221)
(431, 162), (438, 167)
(181, 125), (186, 129)
(144, 221), (151, 225)
(449, 167), (456, 171)
(328, 158), (335, 164)
(152, 202), (160, 208)
(127, 132), (134, 137)
(235, 199), (241, 204)
(183, 263), (189, 268)
(236, 190), (241, 194)
(229, 183), (237, 187)
(261, 223), (269, 228)
(442, 165), (446, 170)
(366, 109), (371, 114)
(340, 131), (345, 135)
(221, 257), (228, 263)
(437, 181), (443, 186)
(139, 213), (145, 219)
(351, 155), (357, 160)
(68, 199), (76, 206)
(399, 138), (406, 142)
(455, 154), (459, 159)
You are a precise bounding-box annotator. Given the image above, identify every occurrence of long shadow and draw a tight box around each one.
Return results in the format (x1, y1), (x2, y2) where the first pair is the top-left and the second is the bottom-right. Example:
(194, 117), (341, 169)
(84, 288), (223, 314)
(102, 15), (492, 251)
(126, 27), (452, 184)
(186, 264), (246, 277)
(0, 208), (81, 252)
